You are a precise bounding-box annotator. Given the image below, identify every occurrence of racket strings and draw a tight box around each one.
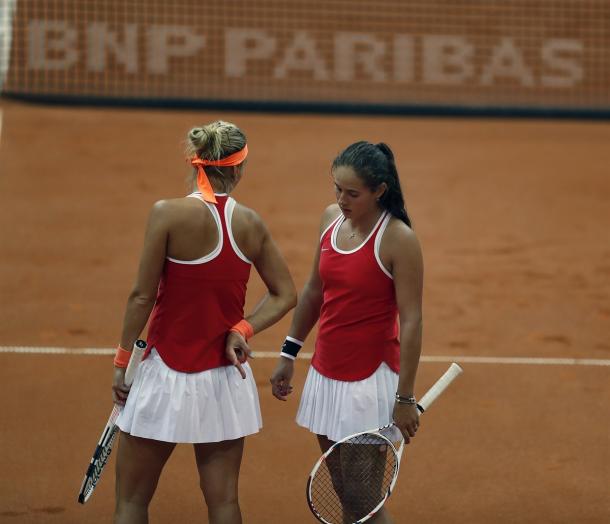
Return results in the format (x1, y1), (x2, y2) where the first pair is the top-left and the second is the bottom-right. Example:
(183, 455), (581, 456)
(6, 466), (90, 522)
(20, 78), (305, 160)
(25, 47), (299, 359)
(310, 434), (398, 523)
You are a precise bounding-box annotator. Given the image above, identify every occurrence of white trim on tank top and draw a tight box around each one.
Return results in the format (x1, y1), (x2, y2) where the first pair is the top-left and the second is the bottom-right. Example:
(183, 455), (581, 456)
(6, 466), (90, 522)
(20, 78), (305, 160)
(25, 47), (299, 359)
(320, 213), (343, 242)
(330, 211), (387, 255)
(166, 193), (223, 264)
(374, 213), (393, 279)
(225, 198), (252, 264)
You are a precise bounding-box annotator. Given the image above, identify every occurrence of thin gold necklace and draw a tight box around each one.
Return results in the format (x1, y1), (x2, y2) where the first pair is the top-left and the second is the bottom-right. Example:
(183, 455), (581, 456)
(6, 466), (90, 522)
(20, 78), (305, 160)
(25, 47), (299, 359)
(346, 210), (383, 240)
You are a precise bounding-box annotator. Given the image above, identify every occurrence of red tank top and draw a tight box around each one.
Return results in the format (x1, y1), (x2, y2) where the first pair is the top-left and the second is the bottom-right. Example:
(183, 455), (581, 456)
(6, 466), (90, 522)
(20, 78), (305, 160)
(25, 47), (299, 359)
(146, 193), (252, 372)
(313, 211), (400, 381)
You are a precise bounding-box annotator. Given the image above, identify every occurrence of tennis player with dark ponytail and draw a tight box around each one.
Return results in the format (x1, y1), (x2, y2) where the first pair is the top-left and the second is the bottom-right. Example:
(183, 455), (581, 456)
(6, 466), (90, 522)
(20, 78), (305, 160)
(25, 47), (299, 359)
(270, 141), (423, 523)
(112, 120), (296, 524)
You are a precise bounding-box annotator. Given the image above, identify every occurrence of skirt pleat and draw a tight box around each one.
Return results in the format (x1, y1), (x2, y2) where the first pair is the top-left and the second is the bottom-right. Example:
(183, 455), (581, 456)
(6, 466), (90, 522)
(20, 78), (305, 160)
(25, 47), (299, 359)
(117, 349), (262, 443)
(295, 362), (398, 442)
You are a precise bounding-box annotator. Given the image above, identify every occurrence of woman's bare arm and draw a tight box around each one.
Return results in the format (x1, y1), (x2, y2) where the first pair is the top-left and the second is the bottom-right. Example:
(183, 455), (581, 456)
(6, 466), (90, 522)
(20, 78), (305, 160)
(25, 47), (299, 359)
(383, 220), (424, 442)
(113, 201), (169, 403)
(224, 209), (297, 378)
(246, 214), (297, 333)
(269, 204), (340, 400)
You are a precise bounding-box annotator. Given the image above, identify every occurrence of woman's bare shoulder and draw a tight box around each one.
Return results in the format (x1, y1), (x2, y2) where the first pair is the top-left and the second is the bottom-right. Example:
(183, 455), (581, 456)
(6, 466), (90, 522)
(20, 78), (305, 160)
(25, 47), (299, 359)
(148, 196), (203, 220)
(231, 201), (267, 237)
(320, 203), (342, 233)
(382, 216), (422, 258)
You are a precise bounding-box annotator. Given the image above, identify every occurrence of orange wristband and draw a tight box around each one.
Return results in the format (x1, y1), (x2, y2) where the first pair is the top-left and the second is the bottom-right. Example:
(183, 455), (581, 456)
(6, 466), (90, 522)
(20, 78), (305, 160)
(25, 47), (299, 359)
(113, 345), (132, 368)
(230, 319), (254, 341)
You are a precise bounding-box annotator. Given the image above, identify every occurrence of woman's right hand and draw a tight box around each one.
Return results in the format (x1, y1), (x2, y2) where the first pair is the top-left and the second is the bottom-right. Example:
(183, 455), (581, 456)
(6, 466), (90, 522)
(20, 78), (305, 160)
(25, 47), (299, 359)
(112, 367), (130, 406)
(225, 331), (253, 379)
(270, 357), (295, 401)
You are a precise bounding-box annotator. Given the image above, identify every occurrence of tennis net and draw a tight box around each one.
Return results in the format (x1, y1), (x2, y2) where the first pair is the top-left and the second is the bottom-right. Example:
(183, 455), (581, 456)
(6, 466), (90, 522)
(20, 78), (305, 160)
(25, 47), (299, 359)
(2, 1), (609, 113)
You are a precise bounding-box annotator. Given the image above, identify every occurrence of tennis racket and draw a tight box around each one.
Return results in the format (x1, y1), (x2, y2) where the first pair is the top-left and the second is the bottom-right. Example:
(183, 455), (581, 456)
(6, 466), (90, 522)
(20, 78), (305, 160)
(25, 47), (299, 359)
(77, 339), (147, 504)
(306, 362), (463, 524)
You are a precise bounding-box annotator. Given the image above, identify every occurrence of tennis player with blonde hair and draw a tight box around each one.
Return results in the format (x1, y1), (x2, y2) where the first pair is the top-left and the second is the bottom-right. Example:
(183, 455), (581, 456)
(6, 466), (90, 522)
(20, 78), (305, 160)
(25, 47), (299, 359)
(112, 120), (296, 524)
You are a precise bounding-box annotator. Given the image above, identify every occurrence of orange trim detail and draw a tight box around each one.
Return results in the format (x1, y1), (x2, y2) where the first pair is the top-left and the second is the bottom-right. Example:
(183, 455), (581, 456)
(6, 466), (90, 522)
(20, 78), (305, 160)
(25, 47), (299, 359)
(113, 345), (131, 368)
(230, 319), (254, 341)
(190, 145), (249, 204)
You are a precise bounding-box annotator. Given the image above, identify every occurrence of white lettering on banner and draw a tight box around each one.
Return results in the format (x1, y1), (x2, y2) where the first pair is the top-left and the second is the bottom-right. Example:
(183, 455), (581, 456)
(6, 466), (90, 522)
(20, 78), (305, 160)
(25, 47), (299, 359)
(87, 23), (138, 73)
(334, 32), (387, 82)
(541, 39), (583, 87)
(423, 35), (474, 85)
(481, 37), (535, 86)
(393, 35), (415, 83)
(28, 20), (78, 70)
(24, 22), (586, 90)
(226, 29), (276, 77)
(146, 25), (205, 75)
(274, 31), (329, 80)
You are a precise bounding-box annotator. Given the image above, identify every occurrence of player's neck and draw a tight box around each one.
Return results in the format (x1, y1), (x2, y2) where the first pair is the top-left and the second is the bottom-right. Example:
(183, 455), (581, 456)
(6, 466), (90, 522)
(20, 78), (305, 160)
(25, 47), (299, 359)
(347, 207), (384, 233)
(190, 180), (233, 195)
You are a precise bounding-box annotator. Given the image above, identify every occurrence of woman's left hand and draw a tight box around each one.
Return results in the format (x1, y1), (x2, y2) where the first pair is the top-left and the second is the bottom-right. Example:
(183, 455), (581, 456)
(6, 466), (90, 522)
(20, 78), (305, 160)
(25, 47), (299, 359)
(392, 402), (420, 444)
(225, 331), (253, 379)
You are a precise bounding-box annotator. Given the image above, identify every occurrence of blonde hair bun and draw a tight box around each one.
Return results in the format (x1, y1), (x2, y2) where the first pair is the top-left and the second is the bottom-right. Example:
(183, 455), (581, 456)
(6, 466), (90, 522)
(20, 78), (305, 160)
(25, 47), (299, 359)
(187, 121), (246, 160)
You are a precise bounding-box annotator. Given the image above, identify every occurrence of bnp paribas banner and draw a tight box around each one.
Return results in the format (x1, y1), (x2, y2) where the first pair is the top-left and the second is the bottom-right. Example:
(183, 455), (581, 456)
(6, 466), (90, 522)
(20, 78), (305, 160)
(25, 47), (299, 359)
(3, 0), (609, 110)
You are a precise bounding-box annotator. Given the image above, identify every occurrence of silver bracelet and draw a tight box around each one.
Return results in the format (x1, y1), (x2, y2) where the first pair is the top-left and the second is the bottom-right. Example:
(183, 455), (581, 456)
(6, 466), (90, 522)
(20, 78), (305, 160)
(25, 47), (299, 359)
(395, 394), (417, 404)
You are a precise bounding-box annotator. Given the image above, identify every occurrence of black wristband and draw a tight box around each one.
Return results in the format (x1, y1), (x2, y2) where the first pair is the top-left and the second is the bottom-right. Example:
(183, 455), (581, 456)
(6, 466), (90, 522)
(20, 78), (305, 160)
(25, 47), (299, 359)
(281, 337), (304, 359)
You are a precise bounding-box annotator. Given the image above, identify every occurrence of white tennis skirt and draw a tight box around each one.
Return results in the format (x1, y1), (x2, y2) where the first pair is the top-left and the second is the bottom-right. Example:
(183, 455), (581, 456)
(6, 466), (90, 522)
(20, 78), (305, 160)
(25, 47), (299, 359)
(296, 362), (399, 442)
(117, 348), (262, 443)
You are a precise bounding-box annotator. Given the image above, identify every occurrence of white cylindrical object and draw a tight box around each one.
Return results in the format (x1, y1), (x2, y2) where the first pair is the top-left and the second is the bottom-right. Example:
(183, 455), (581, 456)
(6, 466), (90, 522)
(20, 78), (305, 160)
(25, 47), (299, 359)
(124, 340), (147, 386)
(418, 363), (463, 412)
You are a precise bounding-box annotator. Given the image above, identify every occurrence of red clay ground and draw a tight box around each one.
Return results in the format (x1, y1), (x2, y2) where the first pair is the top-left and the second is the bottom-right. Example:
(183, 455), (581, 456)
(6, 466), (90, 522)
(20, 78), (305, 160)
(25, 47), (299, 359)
(0, 99), (608, 523)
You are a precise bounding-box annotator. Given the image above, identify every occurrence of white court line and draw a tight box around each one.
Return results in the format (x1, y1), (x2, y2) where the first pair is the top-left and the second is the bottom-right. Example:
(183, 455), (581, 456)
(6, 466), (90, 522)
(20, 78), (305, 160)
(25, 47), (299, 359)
(0, 346), (609, 366)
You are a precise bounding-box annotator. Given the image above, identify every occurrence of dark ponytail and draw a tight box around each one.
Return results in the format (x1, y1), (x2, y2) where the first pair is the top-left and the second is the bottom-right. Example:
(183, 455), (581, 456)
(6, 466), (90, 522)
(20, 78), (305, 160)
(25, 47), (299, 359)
(332, 141), (412, 227)
(375, 143), (411, 227)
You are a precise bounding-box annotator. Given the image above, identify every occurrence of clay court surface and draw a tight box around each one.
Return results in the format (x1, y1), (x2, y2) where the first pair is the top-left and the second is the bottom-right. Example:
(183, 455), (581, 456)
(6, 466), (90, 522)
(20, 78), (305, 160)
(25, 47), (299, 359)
(0, 99), (608, 523)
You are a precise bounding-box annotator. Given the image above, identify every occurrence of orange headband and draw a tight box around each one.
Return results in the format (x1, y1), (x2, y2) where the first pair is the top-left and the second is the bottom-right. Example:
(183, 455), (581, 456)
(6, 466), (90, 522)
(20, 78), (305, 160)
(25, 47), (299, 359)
(190, 145), (249, 204)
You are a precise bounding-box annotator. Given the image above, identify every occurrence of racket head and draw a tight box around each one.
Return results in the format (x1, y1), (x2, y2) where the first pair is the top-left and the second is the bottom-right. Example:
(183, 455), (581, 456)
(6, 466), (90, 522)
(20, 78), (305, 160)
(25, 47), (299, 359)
(306, 425), (402, 524)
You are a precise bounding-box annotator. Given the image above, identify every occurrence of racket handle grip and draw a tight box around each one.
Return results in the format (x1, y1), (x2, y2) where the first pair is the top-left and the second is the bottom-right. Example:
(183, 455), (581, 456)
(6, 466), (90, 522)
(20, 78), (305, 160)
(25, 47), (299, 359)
(124, 339), (147, 386)
(418, 363), (463, 412)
